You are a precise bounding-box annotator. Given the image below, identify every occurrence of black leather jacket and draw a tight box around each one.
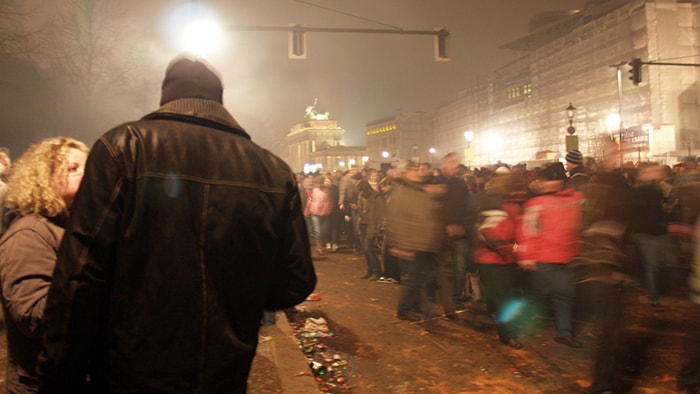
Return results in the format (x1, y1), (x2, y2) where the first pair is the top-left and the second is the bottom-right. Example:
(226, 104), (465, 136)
(40, 98), (316, 393)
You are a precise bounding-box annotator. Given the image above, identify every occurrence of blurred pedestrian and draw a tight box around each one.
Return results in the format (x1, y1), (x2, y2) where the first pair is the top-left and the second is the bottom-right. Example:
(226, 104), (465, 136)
(629, 164), (676, 312)
(564, 149), (590, 193)
(678, 213), (700, 393)
(572, 164), (633, 394)
(378, 176), (401, 283)
(305, 175), (334, 255)
(38, 54), (316, 393)
(434, 152), (471, 319)
(388, 160), (445, 327)
(357, 174), (383, 281)
(0, 137), (88, 393)
(339, 167), (361, 253)
(517, 162), (585, 348)
(474, 172), (528, 349)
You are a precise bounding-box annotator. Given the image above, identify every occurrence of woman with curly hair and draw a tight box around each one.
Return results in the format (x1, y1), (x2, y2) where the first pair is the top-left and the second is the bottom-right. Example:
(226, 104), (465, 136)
(0, 137), (89, 393)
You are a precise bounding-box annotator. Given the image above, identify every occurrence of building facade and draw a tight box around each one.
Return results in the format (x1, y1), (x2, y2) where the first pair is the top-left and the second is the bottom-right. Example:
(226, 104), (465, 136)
(365, 112), (435, 165)
(429, 0), (699, 166)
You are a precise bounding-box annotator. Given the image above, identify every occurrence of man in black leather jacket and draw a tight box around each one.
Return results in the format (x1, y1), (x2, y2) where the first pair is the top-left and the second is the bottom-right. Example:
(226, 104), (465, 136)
(38, 54), (316, 393)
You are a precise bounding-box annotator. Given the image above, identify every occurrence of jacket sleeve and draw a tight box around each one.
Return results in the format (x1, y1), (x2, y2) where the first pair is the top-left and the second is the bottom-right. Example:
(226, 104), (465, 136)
(265, 174), (316, 310)
(39, 137), (124, 392)
(477, 209), (516, 261)
(0, 226), (56, 338)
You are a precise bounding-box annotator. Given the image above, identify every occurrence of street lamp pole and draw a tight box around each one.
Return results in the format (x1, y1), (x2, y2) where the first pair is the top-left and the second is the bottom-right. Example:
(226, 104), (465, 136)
(463, 130), (474, 167)
(565, 102), (578, 152)
(612, 62), (625, 167)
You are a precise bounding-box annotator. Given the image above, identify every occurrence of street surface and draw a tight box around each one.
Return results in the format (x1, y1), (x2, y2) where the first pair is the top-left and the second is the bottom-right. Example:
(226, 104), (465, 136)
(0, 246), (694, 393)
(281, 246), (696, 393)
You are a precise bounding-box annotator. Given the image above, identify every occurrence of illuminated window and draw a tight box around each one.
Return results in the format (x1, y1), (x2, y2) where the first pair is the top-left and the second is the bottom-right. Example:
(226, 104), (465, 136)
(367, 123), (398, 136)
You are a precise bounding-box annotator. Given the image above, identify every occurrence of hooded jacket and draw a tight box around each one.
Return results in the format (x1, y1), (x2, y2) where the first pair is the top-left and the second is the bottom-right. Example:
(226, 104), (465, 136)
(38, 62), (316, 393)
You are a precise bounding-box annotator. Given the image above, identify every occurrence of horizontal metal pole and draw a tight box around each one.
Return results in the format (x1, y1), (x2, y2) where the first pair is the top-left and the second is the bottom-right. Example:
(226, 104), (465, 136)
(223, 25), (448, 36)
(645, 61), (700, 67)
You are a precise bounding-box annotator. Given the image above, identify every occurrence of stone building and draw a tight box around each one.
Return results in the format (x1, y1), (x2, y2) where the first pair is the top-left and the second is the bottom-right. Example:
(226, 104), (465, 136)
(431, 0), (699, 166)
(286, 100), (366, 173)
(365, 112), (435, 165)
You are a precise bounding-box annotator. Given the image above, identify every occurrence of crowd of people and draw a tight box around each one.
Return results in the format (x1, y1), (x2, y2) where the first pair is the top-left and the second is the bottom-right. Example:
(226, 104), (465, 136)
(299, 146), (700, 394)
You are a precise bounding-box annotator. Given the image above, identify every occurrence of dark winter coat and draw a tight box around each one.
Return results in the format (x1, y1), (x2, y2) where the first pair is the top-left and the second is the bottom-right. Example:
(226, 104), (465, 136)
(38, 98), (316, 393)
(386, 178), (445, 253)
(0, 214), (64, 393)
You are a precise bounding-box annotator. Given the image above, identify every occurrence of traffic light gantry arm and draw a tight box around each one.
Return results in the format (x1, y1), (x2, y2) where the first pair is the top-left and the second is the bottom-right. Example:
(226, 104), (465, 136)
(224, 25), (450, 61)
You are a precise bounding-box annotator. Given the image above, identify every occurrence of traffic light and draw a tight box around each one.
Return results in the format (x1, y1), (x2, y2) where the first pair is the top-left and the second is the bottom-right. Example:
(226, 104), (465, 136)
(289, 26), (306, 59)
(434, 28), (449, 62)
(628, 58), (642, 85)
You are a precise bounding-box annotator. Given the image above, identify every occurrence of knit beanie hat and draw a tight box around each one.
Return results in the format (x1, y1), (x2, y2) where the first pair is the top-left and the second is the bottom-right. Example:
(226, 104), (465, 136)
(160, 55), (223, 105)
(565, 150), (584, 165)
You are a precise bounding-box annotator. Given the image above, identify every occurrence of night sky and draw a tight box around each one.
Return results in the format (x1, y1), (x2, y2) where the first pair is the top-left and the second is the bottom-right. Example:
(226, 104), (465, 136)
(3, 0), (588, 158)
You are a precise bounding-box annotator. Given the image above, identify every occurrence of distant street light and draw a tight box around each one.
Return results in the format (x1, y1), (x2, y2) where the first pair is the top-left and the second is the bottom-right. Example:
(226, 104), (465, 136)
(463, 130), (474, 147)
(381, 151), (389, 159)
(429, 147), (436, 164)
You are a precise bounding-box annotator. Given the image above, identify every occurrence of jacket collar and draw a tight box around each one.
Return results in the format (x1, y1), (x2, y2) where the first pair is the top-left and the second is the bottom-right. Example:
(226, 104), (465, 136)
(144, 98), (249, 139)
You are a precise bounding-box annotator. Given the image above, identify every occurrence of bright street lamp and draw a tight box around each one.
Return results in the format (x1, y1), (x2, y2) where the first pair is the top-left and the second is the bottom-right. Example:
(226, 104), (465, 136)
(482, 133), (502, 164)
(606, 114), (621, 133)
(381, 151), (390, 159)
(183, 19), (222, 57)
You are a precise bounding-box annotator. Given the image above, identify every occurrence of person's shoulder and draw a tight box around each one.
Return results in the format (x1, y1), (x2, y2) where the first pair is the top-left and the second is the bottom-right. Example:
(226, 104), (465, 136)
(251, 144), (296, 174)
(6, 213), (45, 229)
(0, 214), (55, 244)
(96, 120), (149, 148)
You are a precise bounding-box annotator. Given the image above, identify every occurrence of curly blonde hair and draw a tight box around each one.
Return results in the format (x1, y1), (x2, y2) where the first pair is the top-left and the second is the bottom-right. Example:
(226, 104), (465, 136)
(5, 137), (89, 217)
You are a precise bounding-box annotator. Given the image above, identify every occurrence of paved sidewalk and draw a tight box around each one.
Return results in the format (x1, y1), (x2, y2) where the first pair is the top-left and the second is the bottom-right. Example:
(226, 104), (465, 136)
(248, 311), (321, 393)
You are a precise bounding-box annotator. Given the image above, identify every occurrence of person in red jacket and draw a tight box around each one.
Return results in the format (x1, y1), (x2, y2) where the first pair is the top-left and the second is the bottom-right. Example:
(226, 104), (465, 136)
(474, 172), (529, 349)
(516, 162), (585, 348)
